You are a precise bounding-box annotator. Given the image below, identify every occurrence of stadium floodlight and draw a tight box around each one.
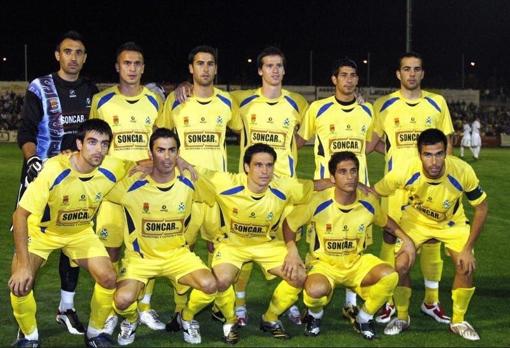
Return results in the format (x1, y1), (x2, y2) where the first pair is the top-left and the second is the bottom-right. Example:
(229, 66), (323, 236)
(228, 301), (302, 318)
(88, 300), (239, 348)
(470, 61), (476, 67)
(247, 58), (252, 63)
(2, 57), (6, 62)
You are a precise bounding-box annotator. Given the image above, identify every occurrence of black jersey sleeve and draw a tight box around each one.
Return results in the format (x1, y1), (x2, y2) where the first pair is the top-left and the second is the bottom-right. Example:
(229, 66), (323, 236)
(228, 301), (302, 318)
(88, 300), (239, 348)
(17, 90), (43, 149)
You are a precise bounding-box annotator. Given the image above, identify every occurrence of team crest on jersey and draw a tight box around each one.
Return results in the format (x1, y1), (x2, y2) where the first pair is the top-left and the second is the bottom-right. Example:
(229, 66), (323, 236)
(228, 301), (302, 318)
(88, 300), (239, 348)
(251, 114), (257, 123)
(178, 202), (185, 213)
(330, 124), (335, 133)
(145, 116), (151, 125)
(361, 125), (367, 134)
(425, 116), (432, 127)
(358, 224), (365, 233)
(49, 98), (59, 110)
(326, 224), (332, 233)
(266, 212), (273, 221)
(216, 115), (223, 125)
(99, 228), (108, 240)
(143, 202), (150, 213)
(442, 200), (451, 209)
(63, 195), (69, 205)
(184, 116), (189, 126)
(113, 115), (119, 126)
(95, 192), (102, 202)
(283, 118), (290, 128)
(394, 118), (400, 126)
(80, 194), (86, 201)
(130, 116), (136, 123)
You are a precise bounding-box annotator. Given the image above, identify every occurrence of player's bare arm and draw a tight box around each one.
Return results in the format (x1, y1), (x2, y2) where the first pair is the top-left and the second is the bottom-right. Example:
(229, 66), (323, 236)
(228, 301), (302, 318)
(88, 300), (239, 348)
(457, 198), (488, 275)
(281, 219), (305, 282)
(8, 207), (34, 296)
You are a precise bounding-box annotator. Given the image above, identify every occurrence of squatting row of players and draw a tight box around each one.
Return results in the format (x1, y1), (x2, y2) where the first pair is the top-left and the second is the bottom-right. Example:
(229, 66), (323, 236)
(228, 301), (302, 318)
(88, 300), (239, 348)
(10, 30), (487, 347)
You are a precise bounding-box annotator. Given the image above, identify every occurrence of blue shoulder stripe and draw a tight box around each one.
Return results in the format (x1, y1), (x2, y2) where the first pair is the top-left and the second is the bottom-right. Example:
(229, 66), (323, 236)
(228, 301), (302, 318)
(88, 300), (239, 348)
(269, 186), (286, 200)
(314, 199), (333, 216)
(220, 185), (245, 195)
(424, 96), (441, 112)
(128, 180), (149, 192)
(405, 172), (421, 186)
(284, 95), (299, 112)
(288, 156), (295, 177)
(97, 92), (116, 109)
(124, 207), (136, 234)
(50, 169), (71, 190)
(360, 104), (372, 117)
(240, 95), (258, 107)
(98, 167), (116, 183)
(178, 175), (195, 190)
(359, 200), (375, 214)
(217, 94), (232, 109)
(380, 97), (399, 112)
(146, 94), (159, 111)
(317, 102), (334, 118)
(172, 99), (181, 110)
(447, 174), (463, 191)
(132, 238), (144, 258)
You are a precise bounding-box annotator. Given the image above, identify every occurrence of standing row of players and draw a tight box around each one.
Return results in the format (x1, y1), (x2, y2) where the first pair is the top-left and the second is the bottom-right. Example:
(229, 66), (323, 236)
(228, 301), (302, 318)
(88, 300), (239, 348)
(10, 30), (487, 346)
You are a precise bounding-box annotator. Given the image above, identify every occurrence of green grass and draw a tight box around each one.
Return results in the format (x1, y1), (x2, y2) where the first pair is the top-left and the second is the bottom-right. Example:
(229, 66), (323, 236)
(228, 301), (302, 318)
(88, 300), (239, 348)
(1, 143), (509, 347)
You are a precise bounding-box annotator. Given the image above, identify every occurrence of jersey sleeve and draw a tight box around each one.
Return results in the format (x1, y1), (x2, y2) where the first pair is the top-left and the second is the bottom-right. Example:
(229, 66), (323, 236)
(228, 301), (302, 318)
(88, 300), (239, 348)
(156, 93), (176, 129)
(105, 178), (127, 204)
(17, 90), (43, 148)
(374, 171), (404, 197)
(372, 98), (385, 138)
(287, 178), (314, 204)
(18, 164), (53, 215)
(89, 93), (102, 119)
(371, 194), (388, 227)
(291, 92), (309, 125)
(462, 164), (487, 206)
(364, 103), (375, 142)
(438, 96), (454, 136)
(297, 102), (316, 141)
(285, 201), (315, 233)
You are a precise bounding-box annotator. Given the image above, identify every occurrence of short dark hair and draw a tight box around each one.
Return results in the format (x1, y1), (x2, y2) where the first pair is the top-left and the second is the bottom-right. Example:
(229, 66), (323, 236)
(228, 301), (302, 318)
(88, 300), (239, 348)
(116, 41), (144, 61)
(331, 57), (358, 76)
(417, 128), (447, 152)
(257, 46), (286, 69)
(398, 51), (423, 69)
(328, 151), (359, 176)
(188, 45), (217, 64)
(243, 143), (277, 169)
(76, 119), (113, 143)
(149, 128), (180, 151)
(56, 30), (85, 52)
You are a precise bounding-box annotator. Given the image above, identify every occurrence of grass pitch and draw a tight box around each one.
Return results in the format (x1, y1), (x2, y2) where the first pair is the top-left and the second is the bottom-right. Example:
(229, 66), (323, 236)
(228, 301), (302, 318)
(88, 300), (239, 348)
(0, 143), (509, 347)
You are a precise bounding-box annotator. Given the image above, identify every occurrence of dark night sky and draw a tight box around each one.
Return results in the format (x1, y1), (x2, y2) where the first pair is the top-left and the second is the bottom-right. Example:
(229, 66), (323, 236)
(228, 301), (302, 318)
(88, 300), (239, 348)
(1, 0), (509, 89)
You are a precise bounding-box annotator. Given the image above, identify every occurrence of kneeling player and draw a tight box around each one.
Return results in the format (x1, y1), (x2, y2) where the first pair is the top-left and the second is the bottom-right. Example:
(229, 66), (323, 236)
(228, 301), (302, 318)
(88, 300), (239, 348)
(107, 128), (218, 345)
(9, 120), (130, 347)
(284, 151), (415, 339)
(375, 129), (487, 341)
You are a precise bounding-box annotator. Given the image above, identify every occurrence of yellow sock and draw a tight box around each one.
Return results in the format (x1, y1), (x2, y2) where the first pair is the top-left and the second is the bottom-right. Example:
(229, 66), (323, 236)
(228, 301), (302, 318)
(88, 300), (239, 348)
(174, 288), (188, 313)
(393, 286), (412, 320)
(303, 290), (329, 314)
(264, 281), (301, 322)
(207, 251), (214, 267)
(137, 279), (155, 312)
(234, 262), (253, 308)
(113, 300), (138, 323)
(379, 241), (396, 267)
(88, 283), (115, 331)
(451, 287), (475, 323)
(420, 243), (443, 304)
(11, 291), (37, 337)
(363, 272), (399, 315)
(182, 289), (216, 321)
(214, 286), (236, 324)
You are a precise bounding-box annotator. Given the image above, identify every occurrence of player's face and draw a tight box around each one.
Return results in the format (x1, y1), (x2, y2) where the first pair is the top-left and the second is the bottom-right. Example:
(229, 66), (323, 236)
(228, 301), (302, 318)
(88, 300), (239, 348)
(332, 66), (358, 97)
(330, 159), (358, 193)
(258, 55), (285, 87)
(150, 137), (179, 176)
(55, 39), (87, 79)
(116, 50), (145, 86)
(397, 57), (424, 91)
(245, 152), (275, 190)
(420, 142), (446, 179)
(77, 131), (110, 168)
(189, 52), (216, 87)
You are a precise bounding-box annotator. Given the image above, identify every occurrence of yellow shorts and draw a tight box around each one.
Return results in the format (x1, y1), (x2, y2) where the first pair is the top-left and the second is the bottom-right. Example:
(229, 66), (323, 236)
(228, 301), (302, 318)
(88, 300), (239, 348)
(212, 241), (287, 280)
(28, 227), (109, 261)
(118, 247), (209, 288)
(400, 219), (470, 254)
(307, 253), (388, 295)
(95, 200), (125, 248)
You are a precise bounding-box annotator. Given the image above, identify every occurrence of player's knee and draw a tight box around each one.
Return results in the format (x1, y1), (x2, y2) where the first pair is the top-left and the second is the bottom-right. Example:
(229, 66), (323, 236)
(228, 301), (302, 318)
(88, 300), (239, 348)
(114, 290), (136, 311)
(95, 269), (117, 289)
(304, 279), (330, 298)
(198, 275), (218, 294)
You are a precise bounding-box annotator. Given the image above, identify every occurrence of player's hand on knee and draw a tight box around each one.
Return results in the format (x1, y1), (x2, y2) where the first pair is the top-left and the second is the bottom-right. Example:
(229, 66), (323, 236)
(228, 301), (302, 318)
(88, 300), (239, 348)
(457, 248), (476, 275)
(283, 251), (305, 281)
(396, 237), (416, 271)
(8, 267), (33, 297)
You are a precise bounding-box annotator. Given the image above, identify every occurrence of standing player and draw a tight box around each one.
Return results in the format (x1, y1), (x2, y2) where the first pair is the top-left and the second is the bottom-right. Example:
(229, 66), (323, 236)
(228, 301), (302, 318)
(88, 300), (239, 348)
(106, 129), (218, 345)
(156, 45), (241, 328)
(296, 58), (377, 322)
(375, 129), (487, 341)
(471, 117), (482, 160)
(459, 119), (473, 158)
(284, 151), (415, 339)
(371, 52), (454, 324)
(9, 119), (128, 348)
(16, 30), (98, 335)
(90, 42), (163, 332)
